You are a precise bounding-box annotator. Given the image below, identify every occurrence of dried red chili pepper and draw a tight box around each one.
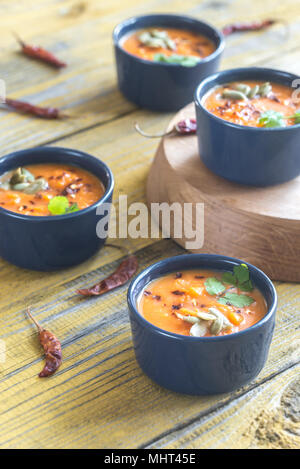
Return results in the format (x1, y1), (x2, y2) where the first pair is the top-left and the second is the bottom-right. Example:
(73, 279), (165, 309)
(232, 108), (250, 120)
(222, 19), (276, 36)
(15, 34), (66, 68)
(77, 255), (138, 296)
(4, 98), (64, 119)
(27, 308), (62, 378)
(134, 118), (197, 138)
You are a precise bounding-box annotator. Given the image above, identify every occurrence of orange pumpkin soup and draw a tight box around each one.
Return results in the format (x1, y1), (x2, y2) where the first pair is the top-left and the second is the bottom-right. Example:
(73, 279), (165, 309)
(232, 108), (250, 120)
(203, 80), (298, 127)
(138, 268), (267, 337)
(122, 28), (216, 63)
(0, 163), (105, 216)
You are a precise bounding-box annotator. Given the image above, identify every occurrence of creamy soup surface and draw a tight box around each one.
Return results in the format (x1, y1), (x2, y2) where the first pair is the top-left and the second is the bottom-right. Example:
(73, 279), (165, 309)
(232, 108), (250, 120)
(122, 27), (216, 62)
(138, 270), (267, 337)
(203, 81), (297, 127)
(0, 163), (105, 216)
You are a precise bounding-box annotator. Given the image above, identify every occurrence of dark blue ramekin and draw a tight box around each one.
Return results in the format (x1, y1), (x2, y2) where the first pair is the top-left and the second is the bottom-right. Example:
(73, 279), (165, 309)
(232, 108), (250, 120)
(0, 147), (114, 271)
(113, 14), (224, 111)
(127, 254), (277, 395)
(194, 67), (300, 186)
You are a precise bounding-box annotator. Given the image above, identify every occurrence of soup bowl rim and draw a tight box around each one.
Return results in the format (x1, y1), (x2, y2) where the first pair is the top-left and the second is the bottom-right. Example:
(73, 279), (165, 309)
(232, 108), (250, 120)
(0, 146), (114, 222)
(113, 12), (225, 69)
(194, 66), (300, 132)
(127, 253), (278, 342)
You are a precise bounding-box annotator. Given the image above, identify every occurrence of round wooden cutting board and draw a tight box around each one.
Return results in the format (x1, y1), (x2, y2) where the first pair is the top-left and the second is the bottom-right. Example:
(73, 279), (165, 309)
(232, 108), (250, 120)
(146, 103), (300, 282)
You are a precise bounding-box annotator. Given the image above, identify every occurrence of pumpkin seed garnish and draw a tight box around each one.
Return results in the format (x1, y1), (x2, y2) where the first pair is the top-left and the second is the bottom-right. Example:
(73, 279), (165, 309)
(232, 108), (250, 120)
(175, 312), (199, 324)
(248, 84), (259, 98)
(1, 167), (49, 194)
(258, 81), (272, 97)
(221, 89), (248, 100)
(153, 53), (200, 67)
(234, 83), (251, 96)
(22, 178), (49, 194)
(138, 29), (176, 51)
(190, 321), (207, 337)
(221, 82), (273, 101)
(208, 307), (232, 335)
(196, 311), (216, 321)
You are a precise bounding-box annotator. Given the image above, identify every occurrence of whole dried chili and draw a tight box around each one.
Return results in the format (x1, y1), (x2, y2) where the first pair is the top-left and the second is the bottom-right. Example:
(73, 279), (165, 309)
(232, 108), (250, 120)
(14, 34), (66, 68)
(27, 308), (62, 378)
(222, 19), (276, 36)
(134, 118), (197, 138)
(4, 98), (64, 119)
(77, 255), (138, 296)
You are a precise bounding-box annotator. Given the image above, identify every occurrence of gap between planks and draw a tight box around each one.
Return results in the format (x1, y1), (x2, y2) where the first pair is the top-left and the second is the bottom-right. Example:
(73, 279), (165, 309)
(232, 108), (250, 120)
(140, 361), (300, 449)
(5, 37), (300, 151)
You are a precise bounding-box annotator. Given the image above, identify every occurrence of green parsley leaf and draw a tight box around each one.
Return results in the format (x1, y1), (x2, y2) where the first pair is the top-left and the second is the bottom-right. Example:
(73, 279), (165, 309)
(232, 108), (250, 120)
(285, 109), (300, 124)
(48, 196), (79, 215)
(48, 196), (70, 215)
(222, 264), (253, 291)
(153, 53), (200, 67)
(258, 110), (285, 128)
(218, 293), (255, 308)
(204, 277), (226, 296)
(66, 203), (79, 213)
(221, 272), (237, 285)
(233, 263), (250, 284)
(293, 111), (300, 124)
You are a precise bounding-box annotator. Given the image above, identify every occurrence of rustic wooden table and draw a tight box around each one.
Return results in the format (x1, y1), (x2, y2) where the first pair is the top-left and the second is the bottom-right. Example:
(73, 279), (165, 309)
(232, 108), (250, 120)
(0, 0), (299, 449)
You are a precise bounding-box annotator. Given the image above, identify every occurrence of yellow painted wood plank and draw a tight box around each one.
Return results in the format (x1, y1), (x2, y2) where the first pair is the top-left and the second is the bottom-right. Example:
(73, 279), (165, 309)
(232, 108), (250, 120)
(0, 107), (165, 308)
(0, 240), (299, 448)
(148, 365), (300, 449)
(0, 0), (299, 153)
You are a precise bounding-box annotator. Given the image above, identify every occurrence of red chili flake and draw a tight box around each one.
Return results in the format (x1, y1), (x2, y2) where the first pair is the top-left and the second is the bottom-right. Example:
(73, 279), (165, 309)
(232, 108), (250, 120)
(195, 275), (204, 279)
(152, 295), (161, 301)
(171, 290), (185, 296)
(222, 19), (276, 36)
(27, 308), (62, 378)
(135, 119), (197, 138)
(3, 98), (65, 119)
(143, 290), (152, 296)
(172, 304), (183, 310)
(62, 181), (83, 196)
(14, 34), (66, 68)
(175, 272), (182, 278)
(77, 255), (138, 296)
(268, 93), (281, 103)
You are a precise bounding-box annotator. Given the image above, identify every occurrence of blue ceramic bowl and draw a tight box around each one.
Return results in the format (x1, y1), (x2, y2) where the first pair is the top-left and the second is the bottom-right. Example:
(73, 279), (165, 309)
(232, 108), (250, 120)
(194, 67), (300, 186)
(127, 254), (277, 395)
(0, 147), (114, 271)
(113, 14), (224, 111)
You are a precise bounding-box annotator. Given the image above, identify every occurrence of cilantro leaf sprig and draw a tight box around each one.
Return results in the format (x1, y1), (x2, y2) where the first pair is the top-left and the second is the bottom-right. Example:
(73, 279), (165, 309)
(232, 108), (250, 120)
(286, 110), (300, 124)
(223, 263), (254, 292)
(204, 264), (255, 308)
(258, 110), (285, 128)
(218, 293), (255, 308)
(258, 109), (300, 128)
(48, 196), (79, 215)
(204, 277), (226, 296)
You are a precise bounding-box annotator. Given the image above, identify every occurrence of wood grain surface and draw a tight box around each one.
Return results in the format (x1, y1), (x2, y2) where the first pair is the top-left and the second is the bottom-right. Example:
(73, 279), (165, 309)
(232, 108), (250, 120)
(146, 103), (300, 281)
(0, 0), (299, 449)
